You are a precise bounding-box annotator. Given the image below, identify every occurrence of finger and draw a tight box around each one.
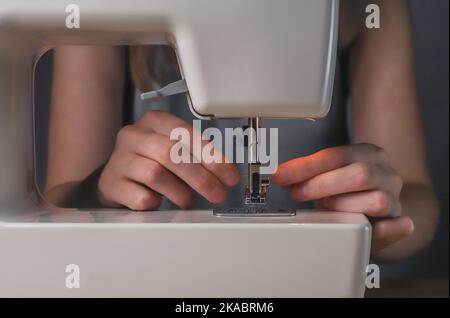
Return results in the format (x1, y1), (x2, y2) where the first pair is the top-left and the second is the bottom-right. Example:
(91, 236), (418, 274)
(135, 132), (227, 204)
(135, 111), (240, 186)
(136, 110), (193, 136)
(371, 216), (414, 251)
(273, 143), (389, 186)
(99, 173), (162, 211)
(290, 162), (390, 201)
(117, 154), (195, 209)
(319, 190), (402, 217)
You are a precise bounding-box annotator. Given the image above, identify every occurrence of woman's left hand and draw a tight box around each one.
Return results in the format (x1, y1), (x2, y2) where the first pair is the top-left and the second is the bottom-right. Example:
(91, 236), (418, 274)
(272, 143), (414, 254)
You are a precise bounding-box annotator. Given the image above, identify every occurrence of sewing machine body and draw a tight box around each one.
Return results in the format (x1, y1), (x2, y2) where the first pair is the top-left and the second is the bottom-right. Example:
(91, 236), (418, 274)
(0, 209), (370, 298)
(0, 0), (373, 297)
(0, 0), (338, 119)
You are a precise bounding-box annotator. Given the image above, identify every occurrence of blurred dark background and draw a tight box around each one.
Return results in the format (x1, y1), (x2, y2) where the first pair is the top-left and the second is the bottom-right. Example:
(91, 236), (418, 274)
(34, 0), (449, 278)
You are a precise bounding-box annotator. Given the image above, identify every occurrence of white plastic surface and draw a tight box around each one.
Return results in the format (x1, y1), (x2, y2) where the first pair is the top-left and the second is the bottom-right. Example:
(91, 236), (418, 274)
(0, 209), (371, 298)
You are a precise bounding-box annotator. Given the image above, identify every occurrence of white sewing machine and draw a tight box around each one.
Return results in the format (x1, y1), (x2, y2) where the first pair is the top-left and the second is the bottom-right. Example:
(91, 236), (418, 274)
(0, 0), (371, 297)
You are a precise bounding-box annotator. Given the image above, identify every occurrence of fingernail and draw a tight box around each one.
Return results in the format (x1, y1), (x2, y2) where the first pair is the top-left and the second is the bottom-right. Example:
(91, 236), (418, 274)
(211, 185), (226, 203)
(294, 184), (307, 201)
(406, 218), (415, 235)
(184, 196), (196, 210)
(224, 171), (240, 186)
(274, 167), (292, 186)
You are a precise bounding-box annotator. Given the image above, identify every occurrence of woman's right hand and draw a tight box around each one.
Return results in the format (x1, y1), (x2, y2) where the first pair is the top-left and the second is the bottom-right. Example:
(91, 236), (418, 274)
(97, 110), (240, 210)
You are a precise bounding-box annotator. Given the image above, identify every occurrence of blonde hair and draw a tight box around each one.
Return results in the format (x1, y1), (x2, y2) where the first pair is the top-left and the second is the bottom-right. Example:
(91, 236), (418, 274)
(128, 45), (180, 92)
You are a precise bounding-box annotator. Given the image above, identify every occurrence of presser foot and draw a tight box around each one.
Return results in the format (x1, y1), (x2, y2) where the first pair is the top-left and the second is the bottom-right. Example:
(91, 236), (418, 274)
(245, 163), (270, 205)
(244, 188), (268, 205)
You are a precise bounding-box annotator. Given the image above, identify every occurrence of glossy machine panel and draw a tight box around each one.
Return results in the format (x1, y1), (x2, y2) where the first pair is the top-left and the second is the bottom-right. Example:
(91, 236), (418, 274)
(0, 210), (371, 298)
(0, 0), (338, 120)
